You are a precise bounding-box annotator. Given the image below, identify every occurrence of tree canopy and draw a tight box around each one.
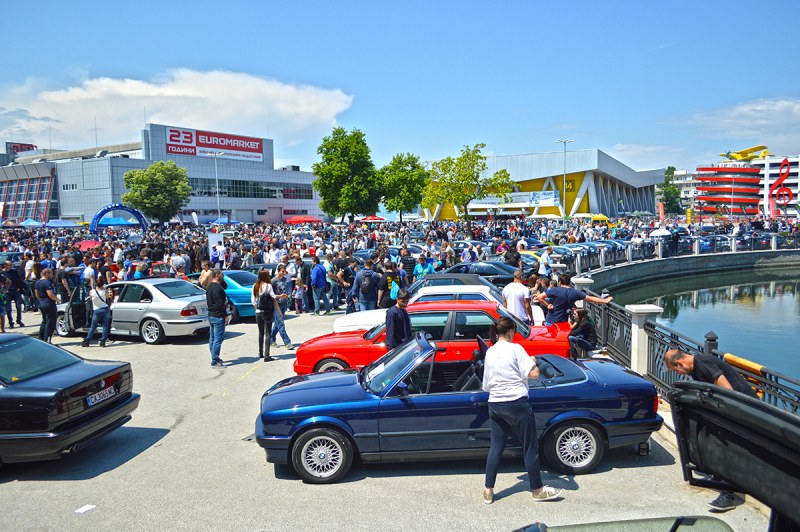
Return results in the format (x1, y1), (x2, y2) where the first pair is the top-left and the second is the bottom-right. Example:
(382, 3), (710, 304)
(379, 153), (430, 222)
(421, 143), (514, 218)
(312, 127), (381, 219)
(122, 160), (191, 223)
(658, 166), (683, 214)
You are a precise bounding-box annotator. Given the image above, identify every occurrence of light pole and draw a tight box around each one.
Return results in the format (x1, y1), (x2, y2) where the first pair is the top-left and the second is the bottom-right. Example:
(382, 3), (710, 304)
(212, 151), (224, 222)
(556, 139), (574, 218)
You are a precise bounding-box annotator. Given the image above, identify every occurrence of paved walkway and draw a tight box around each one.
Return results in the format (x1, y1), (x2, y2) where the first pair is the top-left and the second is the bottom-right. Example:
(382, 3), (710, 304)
(1, 310), (769, 531)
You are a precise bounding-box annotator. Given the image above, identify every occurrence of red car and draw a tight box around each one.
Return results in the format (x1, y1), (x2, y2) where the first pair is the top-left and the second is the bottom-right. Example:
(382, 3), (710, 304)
(293, 300), (571, 374)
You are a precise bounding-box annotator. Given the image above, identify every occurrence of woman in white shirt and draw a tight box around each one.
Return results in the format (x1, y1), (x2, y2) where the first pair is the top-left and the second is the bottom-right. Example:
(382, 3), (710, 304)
(481, 317), (562, 504)
(81, 276), (113, 348)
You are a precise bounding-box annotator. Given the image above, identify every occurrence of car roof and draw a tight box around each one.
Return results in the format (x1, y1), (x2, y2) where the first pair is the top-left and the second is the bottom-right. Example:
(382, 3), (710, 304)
(112, 278), (187, 285)
(405, 300), (499, 312)
(415, 285), (494, 296)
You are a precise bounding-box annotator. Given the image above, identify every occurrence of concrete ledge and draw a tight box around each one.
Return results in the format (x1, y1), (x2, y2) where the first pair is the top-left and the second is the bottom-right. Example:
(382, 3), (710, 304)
(589, 250), (800, 291)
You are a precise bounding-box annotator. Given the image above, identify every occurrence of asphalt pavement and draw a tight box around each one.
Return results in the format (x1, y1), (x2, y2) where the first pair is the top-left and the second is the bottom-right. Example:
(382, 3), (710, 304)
(1, 309), (769, 531)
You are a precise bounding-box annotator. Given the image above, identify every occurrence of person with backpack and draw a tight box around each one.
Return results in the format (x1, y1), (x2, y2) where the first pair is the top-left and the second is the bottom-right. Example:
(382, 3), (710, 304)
(252, 269), (280, 361)
(337, 258), (357, 314)
(378, 261), (402, 309)
(310, 256), (331, 316)
(227, 245), (242, 270)
(353, 259), (380, 311)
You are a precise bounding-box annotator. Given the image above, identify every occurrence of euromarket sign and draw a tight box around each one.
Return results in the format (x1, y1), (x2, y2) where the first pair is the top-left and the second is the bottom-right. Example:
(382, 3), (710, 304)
(165, 126), (264, 162)
(469, 191), (561, 208)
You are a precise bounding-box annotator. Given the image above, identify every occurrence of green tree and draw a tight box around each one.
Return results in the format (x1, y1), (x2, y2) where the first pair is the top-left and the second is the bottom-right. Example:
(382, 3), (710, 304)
(122, 160), (191, 223)
(312, 127), (381, 220)
(421, 143), (514, 218)
(657, 166), (682, 214)
(379, 153), (430, 223)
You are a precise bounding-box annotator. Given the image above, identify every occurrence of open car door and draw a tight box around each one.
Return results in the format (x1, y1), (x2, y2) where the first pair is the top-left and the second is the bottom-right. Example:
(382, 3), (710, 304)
(65, 286), (87, 331)
(669, 382), (800, 530)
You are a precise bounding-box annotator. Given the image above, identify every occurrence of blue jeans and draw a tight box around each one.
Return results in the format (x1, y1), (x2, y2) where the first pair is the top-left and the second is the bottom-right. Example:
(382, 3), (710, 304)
(86, 306), (111, 343)
(330, 283), (340, 308)
(271, 302), (292, 345)
(484, 397), (542, 490)
(359, 298), (377, 312)
(5, 292), (22, 324)
(312, 286), (330, 314)
(345, 288), (357, 314)
(568, 334), (595, 359)
(208, 316), (225, 364)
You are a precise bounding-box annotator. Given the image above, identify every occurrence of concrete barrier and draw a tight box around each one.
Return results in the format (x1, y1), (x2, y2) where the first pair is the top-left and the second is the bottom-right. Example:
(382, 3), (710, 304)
(588, 249), (800, 291)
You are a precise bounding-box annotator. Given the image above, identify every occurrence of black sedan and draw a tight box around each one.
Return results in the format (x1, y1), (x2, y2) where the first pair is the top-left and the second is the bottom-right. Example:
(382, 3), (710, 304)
(440, 261), (531, 287)
(0, 335), (140, 466)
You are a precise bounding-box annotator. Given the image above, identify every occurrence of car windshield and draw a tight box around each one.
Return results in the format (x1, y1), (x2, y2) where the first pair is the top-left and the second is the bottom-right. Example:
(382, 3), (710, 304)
(0, 337), (79, 385)
(225, 271), (257, 287)
(363, 322), (384, 341)
(363, 338), (431, 394)
(157, 281), (206, 299)
(497, 306), (531, 337)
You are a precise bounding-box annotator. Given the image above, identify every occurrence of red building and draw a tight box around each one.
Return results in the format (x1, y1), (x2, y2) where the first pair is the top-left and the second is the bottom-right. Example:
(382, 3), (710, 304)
(695, 164), (762, 215)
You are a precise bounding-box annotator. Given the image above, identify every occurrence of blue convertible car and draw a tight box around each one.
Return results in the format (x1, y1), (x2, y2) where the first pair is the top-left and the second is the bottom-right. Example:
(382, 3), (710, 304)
(256, 333), (663, 483)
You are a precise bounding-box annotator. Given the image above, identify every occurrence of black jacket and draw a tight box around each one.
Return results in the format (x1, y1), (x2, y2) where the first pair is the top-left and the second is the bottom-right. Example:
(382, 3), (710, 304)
(206, 282), (228, 318)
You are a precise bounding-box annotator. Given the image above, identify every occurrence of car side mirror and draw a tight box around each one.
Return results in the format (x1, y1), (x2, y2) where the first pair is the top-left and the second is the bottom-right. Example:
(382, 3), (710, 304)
(395, 381), (409, 396)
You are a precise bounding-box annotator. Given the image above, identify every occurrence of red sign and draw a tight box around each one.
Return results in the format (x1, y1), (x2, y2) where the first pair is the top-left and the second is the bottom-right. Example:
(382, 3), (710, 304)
(165, 126), (263, 162)
(657, 201), (665, 223)
(769, 158), (793, 218)
(6, 142), (37, 155)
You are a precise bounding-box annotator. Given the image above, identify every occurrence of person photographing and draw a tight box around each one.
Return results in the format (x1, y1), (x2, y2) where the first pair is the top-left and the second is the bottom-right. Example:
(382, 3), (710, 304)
(481, 317), (562, 504)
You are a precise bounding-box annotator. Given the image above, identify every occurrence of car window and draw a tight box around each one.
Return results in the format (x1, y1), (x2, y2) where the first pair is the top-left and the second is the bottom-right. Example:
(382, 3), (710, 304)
(415, 294), (456, 303)
(458, 293), (488, 301)
(140, 288), (153, 303)
(409, 312), (449, 340)
(449, 264), (470, 274)
(157, 281), (206, 299)
(119, 284), (145, 303)
(453, 311), (494, 340)
(0, 336), (79, 384)
(226, 271), (257, 286)
(424, 278), (456, 287)
(472, 263), (497, 276)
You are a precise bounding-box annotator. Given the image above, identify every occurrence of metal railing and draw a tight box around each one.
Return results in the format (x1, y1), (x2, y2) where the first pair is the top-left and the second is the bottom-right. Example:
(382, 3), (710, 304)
(585, 299), (631, 366)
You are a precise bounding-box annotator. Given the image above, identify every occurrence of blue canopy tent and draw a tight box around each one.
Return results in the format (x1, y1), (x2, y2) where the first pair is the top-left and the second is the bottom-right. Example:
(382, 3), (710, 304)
(46, 219), (80, 228)
(210, 216), (241, 225)
(19, 218), (43, 227)
(98, 216), (139, 227)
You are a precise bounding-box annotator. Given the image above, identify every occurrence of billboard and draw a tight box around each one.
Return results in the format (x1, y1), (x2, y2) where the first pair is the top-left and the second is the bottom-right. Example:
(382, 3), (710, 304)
(529, 191), (561, 207)
(6, 142), (37, 156)
(165, 126), (263, 162)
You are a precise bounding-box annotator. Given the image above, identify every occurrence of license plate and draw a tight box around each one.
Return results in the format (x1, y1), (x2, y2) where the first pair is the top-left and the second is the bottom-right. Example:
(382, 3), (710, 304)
(87, 386), (116, 407)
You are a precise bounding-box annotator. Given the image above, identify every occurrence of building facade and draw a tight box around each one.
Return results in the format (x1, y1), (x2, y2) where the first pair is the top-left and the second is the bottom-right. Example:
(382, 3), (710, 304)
(4, 123), (322, 224)
(425, 149), (663, 220)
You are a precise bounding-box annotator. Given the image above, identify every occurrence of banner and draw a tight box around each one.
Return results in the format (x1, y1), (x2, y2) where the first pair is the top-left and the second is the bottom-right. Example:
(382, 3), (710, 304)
(529, 191), (561, 207)
(165, 126), (263, 162)
(657, 202), (665, 223)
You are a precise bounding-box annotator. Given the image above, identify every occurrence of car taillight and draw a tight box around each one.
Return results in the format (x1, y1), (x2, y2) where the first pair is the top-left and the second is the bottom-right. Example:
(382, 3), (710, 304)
(56, 398), (68, 414)
(653, 394), (660, 414)
(181, 306), (198, 317)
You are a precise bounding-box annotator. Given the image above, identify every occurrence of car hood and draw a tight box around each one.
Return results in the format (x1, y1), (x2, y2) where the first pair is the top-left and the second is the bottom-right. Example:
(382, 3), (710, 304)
(299, 329), (369, 350)
(262, 370), (374, 410)
(581, 357), (655, 388)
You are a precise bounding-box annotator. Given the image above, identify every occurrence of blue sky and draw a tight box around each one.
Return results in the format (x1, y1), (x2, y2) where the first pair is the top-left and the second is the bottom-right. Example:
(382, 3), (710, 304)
(2, 0), (799, 173)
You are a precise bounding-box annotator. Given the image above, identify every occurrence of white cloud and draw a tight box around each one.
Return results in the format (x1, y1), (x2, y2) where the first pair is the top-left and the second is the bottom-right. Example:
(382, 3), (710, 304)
(604, 143), (686, 170)
(0, 69), (353, 151)
(687, 97), (800, 155)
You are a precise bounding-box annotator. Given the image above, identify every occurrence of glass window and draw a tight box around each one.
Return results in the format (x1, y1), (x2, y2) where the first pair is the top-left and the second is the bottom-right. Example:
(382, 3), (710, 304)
(119, 284), (145, 303)
(458, 293), (489, 301)
(424, 278), (455, 287)
(472, 263), (498, 276)
(0, 336), (79, 384)
(409, 312), (449, 340)
(453, 312), (494, 340)
(415, 294), (455, 303)
(140, 288), (153, 302)
(225, 271), (257, 286)
(157, 281), (206, 299)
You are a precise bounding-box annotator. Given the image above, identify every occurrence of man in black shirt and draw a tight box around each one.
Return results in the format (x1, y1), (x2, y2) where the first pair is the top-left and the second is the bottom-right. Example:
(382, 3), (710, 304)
(35, 268), (59, 343)
(504, 246), (521, 270)
(206, 269), (229, 368)
(385, 289), (411, 350)
(666, 348), (757, 512)
(337, 258), (357, 314)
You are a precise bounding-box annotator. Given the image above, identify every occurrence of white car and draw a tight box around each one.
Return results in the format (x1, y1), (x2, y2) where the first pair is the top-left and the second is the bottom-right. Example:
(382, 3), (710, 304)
(333, 285), (505, 333)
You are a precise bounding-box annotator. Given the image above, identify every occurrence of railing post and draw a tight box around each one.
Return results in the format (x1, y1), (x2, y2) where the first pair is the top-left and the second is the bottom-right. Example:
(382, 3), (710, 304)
(626, 243), (633, 263)
(704, 330), (718, 355)
(625, 304), (663, 375)
(772, 234), (778, 250)
(693, 238), (700, 255)
(657, 240), (664, 259)
(572, 276), (594, 292)
(599, 247), (606, 269)
(575, 254), (582, 276)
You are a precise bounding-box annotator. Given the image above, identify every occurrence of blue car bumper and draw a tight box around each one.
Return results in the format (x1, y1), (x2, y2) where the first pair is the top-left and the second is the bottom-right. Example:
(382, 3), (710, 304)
(604, 415), (663, 448)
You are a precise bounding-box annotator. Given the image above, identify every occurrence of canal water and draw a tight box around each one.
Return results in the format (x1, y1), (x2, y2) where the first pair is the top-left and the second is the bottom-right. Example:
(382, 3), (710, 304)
(611, 268), (800, 377)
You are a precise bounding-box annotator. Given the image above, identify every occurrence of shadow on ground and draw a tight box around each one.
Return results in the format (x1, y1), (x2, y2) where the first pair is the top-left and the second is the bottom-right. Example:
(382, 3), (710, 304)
(0, 426), (169, 482)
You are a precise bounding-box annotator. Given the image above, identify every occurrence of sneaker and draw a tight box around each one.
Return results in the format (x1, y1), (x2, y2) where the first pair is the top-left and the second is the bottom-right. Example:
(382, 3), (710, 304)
(80, 340), (89, 347)
(270, 341), (277, 348)
(17, 322), (24, 327)
(323, 311), (331, 316)
(286, 344), (296, 351)
(211, 360), (226, 368)
(482, 489), (494, 505)
(531, 486), (562, 502)
(8, 323), (13, 329)
(708, 491), (740, 512)
(263, 355), (274, 362)
(99, 340), (106, 348)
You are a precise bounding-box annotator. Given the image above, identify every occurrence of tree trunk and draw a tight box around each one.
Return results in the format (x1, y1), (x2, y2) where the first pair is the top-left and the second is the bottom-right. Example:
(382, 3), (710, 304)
(399, 211), (403, 224)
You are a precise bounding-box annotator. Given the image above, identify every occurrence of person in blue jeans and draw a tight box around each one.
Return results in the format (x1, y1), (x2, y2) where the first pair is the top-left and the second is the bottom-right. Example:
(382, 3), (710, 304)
(205, 269), (229, 368)
(310, 256), (330, 316)
(81, 277), (113, 347)
(352, 259), (380, 311)
(270, 265), (295, 350)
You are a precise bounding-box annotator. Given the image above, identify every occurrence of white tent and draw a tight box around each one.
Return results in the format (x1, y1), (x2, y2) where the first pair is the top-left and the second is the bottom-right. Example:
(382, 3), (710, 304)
(526, 213), (559, 220)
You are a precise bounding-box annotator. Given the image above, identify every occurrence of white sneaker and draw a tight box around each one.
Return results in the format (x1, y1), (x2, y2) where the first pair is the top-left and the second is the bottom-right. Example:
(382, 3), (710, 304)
(532, 486), (562, 502)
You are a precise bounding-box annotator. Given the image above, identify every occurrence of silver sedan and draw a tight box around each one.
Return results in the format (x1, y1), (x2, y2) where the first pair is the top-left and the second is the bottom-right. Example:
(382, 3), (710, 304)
(56, 278), (210, 344)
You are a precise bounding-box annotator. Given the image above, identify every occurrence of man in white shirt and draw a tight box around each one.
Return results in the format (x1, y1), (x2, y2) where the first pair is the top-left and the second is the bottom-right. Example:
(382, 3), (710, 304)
(502, 270), (534, 323)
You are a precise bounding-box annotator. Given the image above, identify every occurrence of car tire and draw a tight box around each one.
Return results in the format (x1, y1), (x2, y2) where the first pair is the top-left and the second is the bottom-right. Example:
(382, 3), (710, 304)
(291, 427), (354, 484)
(228, 303), (240, 324)
(140, 318), (165, 345)
(56, 313), (74, 337)
(314, 358), (348, 372)
(544, 422), (605, 475)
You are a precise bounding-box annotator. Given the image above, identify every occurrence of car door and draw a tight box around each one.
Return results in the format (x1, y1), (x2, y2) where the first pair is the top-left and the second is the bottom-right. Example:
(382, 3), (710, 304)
(368, 311), (451, 363)
(448, 311), (496, 361)
(378, 354), (491, 452)
(111, 284), (151, 335)
(65, 286), (87, 331)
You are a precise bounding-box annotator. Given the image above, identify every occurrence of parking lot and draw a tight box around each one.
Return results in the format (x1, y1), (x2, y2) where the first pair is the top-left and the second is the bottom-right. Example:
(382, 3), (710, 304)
(2, 311), (768, 531)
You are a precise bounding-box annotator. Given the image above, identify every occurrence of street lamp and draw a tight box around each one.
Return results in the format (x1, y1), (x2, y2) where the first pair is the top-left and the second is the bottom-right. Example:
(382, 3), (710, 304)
(212, 151), (224, 222)
(556, 139), (574, 219)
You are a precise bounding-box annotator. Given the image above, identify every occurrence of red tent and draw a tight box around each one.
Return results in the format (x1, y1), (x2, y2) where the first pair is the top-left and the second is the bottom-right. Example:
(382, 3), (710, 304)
(285, 215), (322, 224)
(76, 239), (103, 251)
(360, 215), (386, 222)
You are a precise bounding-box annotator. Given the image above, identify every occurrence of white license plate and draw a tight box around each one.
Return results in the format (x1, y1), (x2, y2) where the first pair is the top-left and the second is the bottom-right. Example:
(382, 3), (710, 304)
(87, 386), (116, 407)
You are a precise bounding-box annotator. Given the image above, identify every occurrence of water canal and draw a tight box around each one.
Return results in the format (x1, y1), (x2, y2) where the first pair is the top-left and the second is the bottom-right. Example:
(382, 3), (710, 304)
(611, 268), (800, 377)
